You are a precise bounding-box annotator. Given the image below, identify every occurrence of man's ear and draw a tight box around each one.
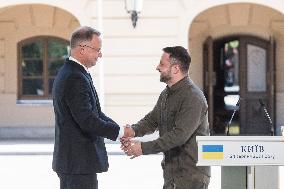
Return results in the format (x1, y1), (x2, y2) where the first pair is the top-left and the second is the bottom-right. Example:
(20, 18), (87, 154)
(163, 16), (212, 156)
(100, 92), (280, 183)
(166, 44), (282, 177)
(172, 64), (180, 74)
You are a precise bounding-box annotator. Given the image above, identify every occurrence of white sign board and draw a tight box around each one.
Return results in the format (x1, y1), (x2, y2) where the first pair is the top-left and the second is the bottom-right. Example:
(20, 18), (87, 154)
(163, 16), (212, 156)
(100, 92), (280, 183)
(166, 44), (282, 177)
(196, 136), (284, 166)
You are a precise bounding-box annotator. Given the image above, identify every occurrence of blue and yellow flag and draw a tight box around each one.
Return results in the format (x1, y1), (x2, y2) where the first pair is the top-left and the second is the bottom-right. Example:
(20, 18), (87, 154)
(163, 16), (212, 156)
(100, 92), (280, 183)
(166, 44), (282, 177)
(202, 145), (224, 159)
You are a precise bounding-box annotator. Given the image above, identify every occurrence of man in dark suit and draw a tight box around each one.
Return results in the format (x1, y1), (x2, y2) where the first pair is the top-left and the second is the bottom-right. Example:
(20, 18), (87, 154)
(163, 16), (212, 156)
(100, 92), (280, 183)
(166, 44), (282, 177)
(52, 26), (121, 189)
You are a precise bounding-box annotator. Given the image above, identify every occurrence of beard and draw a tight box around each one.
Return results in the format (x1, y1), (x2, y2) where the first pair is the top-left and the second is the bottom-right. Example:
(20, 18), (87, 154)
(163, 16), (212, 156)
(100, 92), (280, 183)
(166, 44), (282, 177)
(160, 70), (172, 83)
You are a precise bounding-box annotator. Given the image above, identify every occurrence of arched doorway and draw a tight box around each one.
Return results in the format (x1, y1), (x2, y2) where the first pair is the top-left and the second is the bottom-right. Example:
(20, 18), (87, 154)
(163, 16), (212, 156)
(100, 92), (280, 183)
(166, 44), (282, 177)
(203, 36), (275, 135)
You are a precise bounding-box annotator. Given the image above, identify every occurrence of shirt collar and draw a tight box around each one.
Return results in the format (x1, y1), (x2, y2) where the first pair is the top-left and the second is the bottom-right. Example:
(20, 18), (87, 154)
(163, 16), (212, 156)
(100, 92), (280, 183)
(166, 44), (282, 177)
(69, 56), (89, 73)
(167, 76), (192, 93)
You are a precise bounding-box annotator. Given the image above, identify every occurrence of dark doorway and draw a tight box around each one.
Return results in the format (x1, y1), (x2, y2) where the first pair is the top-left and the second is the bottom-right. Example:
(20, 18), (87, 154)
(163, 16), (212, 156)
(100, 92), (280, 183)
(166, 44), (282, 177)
(203, 36), (275, 135)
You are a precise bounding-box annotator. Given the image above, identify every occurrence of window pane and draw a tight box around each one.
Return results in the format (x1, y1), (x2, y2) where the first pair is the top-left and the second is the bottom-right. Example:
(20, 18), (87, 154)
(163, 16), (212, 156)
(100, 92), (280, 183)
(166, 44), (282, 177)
(48, 40), (69, 58)
(247, 44), (267, 92)
(22, 59), (43, 76)
(224, 40), (239, 92)
(19, 37), (69, 99)
(49, 78), (54, 95)
(49, 59), (64, 76)
(22, 79), (44, 95)
(22, 41), (43, 58)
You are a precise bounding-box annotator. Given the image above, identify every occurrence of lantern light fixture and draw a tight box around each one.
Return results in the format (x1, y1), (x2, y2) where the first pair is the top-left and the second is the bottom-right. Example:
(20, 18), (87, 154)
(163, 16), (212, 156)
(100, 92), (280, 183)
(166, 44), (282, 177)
(124, 0), (143, 28)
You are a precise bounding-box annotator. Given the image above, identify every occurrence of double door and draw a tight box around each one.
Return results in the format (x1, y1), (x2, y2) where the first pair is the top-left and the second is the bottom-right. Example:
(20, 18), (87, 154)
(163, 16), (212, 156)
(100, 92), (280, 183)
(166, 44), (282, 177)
(203, 36), (275, 135)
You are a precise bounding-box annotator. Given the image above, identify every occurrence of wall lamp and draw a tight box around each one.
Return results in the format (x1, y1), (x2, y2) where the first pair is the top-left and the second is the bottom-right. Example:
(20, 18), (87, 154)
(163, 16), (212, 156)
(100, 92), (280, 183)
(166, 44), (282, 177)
(124, 0), (143, 28)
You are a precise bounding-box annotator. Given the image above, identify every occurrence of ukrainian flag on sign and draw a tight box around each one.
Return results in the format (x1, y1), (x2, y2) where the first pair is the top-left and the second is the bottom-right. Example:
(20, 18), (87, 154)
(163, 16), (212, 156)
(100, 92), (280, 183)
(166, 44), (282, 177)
(202, 145), (224, 159)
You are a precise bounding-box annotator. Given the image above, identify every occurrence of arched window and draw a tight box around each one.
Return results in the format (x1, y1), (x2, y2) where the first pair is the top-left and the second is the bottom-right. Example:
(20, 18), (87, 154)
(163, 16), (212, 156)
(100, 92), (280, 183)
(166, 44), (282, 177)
(18, 36), (69, 100)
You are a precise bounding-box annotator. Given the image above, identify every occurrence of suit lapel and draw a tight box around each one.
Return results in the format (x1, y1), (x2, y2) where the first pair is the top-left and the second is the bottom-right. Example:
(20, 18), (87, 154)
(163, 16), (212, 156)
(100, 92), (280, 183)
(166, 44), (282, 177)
(85, 73), (102, 113)
(67, 59), (102, 113)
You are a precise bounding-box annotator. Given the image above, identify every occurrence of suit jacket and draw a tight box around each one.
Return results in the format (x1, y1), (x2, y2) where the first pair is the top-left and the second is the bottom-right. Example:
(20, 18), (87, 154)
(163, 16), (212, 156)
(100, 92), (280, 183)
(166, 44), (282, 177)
(52, 58), (120, 174)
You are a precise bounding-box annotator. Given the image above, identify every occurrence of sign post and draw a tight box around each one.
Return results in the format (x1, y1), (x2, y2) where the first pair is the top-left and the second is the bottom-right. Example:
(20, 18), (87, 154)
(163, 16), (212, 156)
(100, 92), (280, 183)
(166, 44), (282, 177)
(196, 136), (284, 189)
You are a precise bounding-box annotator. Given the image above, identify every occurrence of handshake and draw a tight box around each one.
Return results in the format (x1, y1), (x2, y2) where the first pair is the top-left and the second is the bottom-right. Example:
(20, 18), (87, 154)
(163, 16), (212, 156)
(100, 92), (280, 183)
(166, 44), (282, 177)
(119, 124), (142, 159)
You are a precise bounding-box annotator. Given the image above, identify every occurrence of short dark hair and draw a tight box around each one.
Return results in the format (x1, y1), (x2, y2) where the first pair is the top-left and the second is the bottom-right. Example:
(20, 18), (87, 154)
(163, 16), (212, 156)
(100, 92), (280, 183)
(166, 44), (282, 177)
(162, 46), (191, 73)
(70, 26), (101, 48)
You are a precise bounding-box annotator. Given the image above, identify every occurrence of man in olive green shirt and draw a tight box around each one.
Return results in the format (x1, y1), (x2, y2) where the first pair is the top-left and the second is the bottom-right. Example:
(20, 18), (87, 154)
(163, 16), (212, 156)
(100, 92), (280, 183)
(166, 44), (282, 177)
(122, 46), (210, 189)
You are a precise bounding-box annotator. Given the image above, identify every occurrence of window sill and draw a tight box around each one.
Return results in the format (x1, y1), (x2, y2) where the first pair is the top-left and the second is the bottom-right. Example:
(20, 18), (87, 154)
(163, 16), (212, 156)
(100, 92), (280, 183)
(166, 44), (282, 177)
(16, 100), (53, 106)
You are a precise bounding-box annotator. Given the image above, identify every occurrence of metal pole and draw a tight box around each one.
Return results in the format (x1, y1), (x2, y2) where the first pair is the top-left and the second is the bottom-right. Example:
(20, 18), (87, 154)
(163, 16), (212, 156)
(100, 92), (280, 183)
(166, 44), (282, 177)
(247, 166), (255, 189)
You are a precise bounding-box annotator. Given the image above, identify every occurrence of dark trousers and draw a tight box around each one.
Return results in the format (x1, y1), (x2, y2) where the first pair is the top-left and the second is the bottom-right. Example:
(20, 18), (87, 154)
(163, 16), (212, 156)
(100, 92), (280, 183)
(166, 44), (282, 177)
(57, 173), (98, 189)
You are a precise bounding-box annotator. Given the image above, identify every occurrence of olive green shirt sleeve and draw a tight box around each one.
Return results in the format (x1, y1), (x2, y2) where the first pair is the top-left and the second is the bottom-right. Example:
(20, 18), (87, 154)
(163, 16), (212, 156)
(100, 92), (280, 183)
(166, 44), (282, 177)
(131, 98), (160, 137)
(141, 95), (206, 155)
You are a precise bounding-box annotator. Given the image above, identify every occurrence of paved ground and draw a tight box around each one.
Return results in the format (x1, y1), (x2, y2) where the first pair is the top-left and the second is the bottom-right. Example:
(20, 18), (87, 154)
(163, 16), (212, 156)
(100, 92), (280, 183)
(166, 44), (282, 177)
(0, 141), (165, 189)
(0, 154), (165, 189)
(0, 141), (282, 189)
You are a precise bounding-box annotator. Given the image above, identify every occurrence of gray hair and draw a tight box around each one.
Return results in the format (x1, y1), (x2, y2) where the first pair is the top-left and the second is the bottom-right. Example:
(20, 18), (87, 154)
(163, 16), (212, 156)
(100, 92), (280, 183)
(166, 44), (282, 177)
(169, 57), (180, 65)
(70, 26), (101, 48)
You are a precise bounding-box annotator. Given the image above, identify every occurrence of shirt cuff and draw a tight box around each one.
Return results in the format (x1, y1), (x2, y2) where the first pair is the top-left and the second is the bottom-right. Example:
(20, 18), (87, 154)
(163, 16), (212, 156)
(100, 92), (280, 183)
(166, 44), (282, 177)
(116, 126), (124, 141)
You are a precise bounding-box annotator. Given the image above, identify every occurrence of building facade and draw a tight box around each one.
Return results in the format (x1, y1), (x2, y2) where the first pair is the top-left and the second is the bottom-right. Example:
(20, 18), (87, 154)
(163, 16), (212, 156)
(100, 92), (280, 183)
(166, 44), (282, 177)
(0, 0), (283, 138)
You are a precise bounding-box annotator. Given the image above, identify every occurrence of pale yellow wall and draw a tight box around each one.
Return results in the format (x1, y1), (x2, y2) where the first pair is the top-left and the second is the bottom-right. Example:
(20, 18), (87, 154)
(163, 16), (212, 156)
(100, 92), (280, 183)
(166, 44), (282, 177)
(0, 1), (185, 127)
(0, 39), (4, 93)
(0, 5), (79, 127)
(91, 0), (184, 125)
(1, 1), (284, 129)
